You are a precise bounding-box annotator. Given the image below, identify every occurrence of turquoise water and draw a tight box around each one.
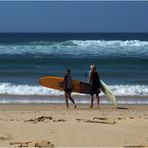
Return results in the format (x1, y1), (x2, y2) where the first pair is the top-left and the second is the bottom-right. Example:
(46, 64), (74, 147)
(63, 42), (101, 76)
(0, 33), (148, 103)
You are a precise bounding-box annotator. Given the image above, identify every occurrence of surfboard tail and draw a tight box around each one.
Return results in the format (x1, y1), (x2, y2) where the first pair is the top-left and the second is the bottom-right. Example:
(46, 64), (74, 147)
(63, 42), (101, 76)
(100, 80), (117, 105)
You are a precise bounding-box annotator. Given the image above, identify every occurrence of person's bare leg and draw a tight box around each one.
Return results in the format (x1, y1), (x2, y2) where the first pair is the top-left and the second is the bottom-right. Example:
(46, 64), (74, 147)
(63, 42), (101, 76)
(96, 94), (100, 108)
(65, 92), (69, 109)
(90, 95), (94, 108)
(68, 93), (76, 109)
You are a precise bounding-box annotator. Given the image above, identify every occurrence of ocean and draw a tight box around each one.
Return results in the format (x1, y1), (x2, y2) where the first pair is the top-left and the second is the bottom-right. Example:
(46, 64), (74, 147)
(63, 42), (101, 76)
(0, 33), (148, 104)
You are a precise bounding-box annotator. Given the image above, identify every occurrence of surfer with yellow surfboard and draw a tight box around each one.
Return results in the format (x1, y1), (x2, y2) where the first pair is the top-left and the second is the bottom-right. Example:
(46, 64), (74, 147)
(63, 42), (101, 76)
(39, 66), (117, 108)
(63, 69), (76, 109)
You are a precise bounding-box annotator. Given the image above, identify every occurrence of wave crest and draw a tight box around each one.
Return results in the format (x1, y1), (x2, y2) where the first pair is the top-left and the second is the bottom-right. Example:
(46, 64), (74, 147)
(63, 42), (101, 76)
(70, 40), (148, 47)
(0, 83), (63, 96)
(0, 83), (148, 97)
(0, 40), (148, 57)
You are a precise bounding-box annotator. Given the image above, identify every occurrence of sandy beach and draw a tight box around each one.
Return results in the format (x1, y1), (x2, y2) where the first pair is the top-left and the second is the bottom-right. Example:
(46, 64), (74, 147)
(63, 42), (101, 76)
(0, 104), (147, 147)
(0, 1), (148, 147)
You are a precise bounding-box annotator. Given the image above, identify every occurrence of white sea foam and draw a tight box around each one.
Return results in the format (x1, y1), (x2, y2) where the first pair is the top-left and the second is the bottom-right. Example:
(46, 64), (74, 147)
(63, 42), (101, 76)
(0, 40), (148, 56)
(70, 40), (148, 47)
(0, 83), (63, 96)
(0, 83), (148, 97)
(110, 85), (148, 96)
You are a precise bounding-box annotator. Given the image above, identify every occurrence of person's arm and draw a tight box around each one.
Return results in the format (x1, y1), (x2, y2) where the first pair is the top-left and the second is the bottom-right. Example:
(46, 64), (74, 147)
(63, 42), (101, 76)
(64, 75), (67, 89)
(98, 72), (100, 81)
(70, 75), (73, 89)
(88, 71), (91, 83)
(97, 72), (101, 88)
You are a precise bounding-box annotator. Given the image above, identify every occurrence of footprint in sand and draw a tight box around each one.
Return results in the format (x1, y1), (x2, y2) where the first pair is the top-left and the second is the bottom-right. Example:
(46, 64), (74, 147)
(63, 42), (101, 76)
(0, 133), (11, 141)
(9, 140), (54, 148)
(117, 117), (123, 120)
(124, 145), (146, 148)
(53, 119), (66, 122)
(76, 117), (116, 124)
(129, 116), (134, 119)
(24, 116), (66, 123)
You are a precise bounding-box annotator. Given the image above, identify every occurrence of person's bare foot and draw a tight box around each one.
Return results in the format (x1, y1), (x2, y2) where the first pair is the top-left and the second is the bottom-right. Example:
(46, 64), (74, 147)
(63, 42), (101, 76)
(74, 104), (77, 109)
(89, 105), (93, 108)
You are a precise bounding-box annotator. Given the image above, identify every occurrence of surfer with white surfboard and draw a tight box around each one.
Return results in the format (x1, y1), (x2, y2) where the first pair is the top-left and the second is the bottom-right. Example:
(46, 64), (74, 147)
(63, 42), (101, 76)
(89, 65), (101, 108)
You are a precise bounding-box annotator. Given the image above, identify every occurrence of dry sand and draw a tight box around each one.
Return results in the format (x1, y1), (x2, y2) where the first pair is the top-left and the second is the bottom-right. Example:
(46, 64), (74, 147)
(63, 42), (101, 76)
(0, 104), (148, 147)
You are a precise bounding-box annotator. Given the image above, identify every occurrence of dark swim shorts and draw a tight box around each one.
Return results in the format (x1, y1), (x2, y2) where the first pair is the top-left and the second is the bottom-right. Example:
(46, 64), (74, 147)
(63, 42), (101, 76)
(64, 88), (72, 93)
(90, 86), (101, 95)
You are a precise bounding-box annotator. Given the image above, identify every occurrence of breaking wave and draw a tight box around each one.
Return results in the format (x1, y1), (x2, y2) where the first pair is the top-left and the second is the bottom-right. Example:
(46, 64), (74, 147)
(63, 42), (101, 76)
(0, 40), (148, 57)
(0, 83), (148, 97)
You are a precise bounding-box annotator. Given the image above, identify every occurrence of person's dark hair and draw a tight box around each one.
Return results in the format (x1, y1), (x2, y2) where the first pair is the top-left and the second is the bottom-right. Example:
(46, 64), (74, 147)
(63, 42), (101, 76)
(67, 69), (71, 73)
(94, 65), (96, 70)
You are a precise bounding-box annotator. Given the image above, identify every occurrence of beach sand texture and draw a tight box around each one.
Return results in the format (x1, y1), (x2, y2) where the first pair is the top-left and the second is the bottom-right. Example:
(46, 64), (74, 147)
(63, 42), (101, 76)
(0, 104), (148, 147)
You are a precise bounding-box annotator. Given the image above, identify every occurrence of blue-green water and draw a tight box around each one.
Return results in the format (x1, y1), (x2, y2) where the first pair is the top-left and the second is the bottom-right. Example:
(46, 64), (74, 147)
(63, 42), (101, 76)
(0, 33), (148, 103)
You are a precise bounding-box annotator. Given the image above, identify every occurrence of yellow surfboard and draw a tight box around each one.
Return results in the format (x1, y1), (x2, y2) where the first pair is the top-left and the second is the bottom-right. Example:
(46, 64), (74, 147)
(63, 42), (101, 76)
(39, 76), (90, 94)
(39, 76), (117, 105)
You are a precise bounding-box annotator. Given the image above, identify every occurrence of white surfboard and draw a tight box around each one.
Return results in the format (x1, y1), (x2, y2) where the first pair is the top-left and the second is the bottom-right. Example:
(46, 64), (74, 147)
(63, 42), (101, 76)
(100, 80), (117, 105)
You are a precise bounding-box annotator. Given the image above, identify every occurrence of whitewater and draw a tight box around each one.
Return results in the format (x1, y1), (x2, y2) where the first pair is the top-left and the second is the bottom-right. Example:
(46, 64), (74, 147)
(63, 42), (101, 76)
(0, 33), (148, 104)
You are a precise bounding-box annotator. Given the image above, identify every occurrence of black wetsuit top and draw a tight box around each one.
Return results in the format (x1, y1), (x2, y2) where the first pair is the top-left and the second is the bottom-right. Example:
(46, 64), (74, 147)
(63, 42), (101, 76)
(89, 71), (101, 95)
